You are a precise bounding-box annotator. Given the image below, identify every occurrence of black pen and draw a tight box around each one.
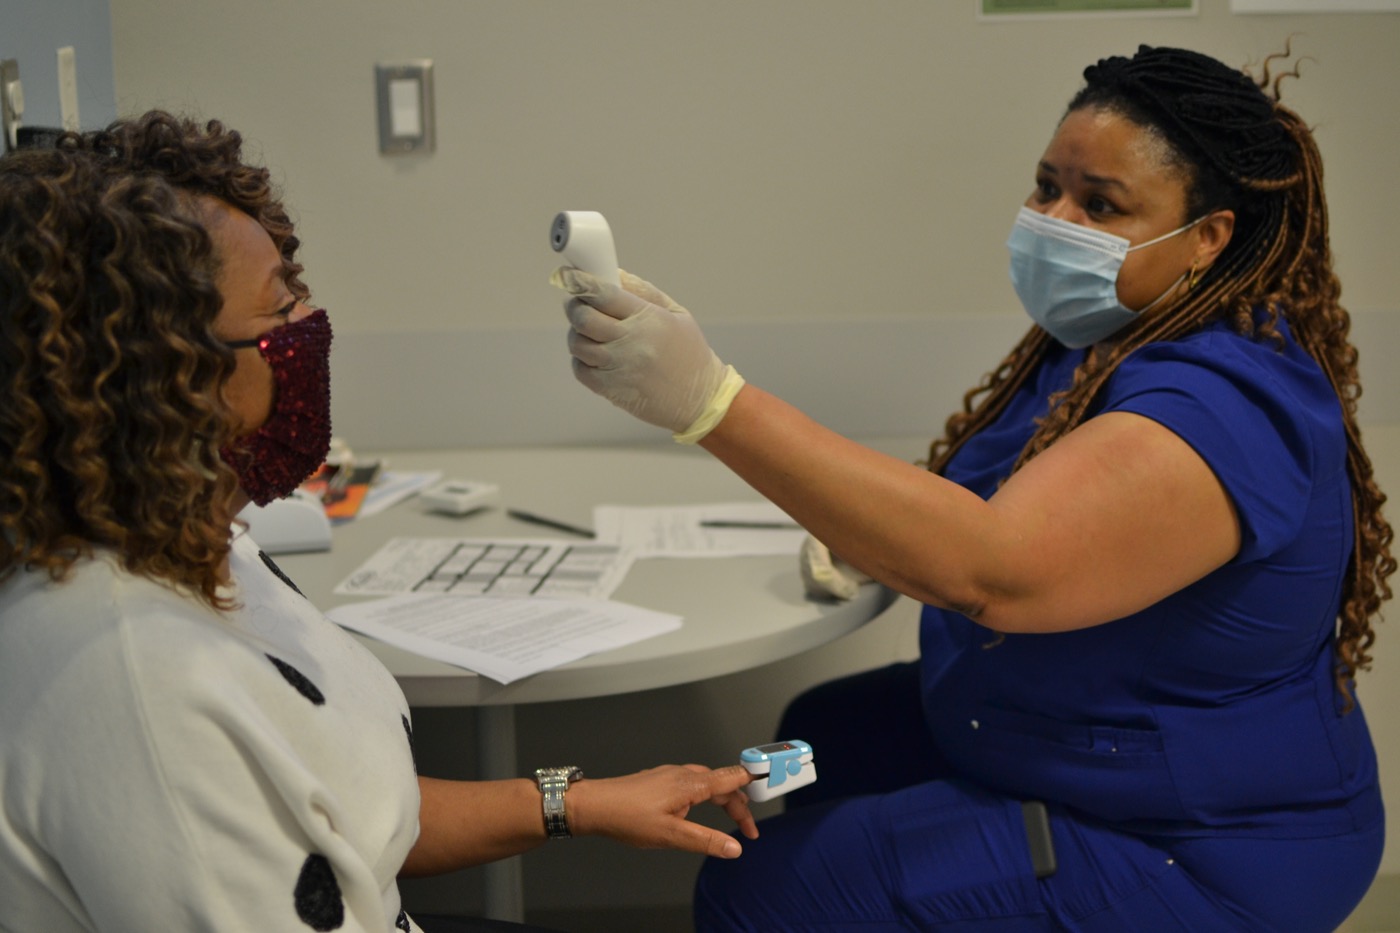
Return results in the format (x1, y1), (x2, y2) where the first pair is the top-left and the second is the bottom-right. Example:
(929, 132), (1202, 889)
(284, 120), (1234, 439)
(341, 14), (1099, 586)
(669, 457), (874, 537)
(699, 520), (802, 530)
(507, 509), (596, 538)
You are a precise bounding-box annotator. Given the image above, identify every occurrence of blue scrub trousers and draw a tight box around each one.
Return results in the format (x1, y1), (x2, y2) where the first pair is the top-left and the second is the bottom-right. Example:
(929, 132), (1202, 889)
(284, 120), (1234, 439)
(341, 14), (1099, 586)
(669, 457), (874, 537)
(693, 663), (1383, 932)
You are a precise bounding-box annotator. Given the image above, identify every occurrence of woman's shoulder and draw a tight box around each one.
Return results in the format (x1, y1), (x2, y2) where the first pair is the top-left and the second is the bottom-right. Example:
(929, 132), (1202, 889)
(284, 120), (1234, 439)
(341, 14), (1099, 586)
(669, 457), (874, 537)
(1, 555), (223, 717)
(1121, 318), (1334, 404)
(0, 539), (401, 787)
(0, 553), (241, 817)
(0, 542), (305, 724)
(0, 534), (400, 725)
(1108, 318), (1343, 446)
(0, 547), (208, 648)
(1102, 319), (1348, 558)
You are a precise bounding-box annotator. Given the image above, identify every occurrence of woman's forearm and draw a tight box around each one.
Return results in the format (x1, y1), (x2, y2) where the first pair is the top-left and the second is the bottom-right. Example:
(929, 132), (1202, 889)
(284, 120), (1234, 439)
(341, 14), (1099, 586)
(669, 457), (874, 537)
(699, 384), (1001, 616)
(403, 765), (759, 877)
(401, 776), (545, 877)
(698, 384), (1239, 633)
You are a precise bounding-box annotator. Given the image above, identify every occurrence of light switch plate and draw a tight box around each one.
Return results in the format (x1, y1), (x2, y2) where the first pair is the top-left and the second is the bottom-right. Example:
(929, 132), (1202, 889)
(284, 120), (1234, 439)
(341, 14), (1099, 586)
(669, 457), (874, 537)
(375, 60), (434, 155)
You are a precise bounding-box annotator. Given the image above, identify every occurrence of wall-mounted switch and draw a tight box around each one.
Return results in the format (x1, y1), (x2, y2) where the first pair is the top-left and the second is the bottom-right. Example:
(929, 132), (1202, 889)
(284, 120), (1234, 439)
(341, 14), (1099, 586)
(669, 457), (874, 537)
(1, 59), (23, 152)
(375, 60), (434, 155)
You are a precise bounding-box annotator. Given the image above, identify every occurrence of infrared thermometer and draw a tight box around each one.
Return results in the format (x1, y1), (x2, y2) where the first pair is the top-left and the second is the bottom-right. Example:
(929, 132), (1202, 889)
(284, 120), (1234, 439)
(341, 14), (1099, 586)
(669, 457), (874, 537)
(740, 740), (816, 802)
(550, 210), (620, 285)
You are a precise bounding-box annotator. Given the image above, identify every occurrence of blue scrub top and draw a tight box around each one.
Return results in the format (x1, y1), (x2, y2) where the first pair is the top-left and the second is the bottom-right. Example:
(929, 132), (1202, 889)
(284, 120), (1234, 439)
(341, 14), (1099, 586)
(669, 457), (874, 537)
(920, 320), (1382, 838)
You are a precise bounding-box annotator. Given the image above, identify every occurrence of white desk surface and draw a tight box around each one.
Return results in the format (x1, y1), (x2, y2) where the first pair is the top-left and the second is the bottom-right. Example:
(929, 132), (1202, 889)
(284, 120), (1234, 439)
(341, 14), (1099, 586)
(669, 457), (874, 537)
(274, 442), (902, 708)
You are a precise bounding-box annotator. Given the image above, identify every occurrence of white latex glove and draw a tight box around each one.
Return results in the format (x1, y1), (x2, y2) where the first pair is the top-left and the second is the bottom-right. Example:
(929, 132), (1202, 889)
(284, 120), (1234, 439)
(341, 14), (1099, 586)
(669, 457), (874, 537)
(554, 267), (744, 442)
(800, 534), (873, 601)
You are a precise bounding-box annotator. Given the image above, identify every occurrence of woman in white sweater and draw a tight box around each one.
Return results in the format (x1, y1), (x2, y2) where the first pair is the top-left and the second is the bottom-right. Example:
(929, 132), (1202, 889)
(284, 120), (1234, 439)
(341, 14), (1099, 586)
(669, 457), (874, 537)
(0, 113), (756, 933)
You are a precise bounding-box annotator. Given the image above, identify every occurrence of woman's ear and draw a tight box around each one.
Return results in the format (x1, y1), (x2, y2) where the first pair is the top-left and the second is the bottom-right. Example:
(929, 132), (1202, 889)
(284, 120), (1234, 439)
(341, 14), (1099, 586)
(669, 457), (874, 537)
(1195, 210), (1236, 269)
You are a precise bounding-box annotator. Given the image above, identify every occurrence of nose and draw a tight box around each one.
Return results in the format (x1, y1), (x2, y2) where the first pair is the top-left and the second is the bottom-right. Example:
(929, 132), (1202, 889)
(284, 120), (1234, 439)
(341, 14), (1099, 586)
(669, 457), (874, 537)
(1036, 197), (1088, 225)
(289, 301), (322, 324)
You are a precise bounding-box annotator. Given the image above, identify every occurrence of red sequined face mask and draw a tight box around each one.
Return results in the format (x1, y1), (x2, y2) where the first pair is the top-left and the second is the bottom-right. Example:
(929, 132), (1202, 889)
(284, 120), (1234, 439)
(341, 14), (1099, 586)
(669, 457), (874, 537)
(220, 308), (333, 506)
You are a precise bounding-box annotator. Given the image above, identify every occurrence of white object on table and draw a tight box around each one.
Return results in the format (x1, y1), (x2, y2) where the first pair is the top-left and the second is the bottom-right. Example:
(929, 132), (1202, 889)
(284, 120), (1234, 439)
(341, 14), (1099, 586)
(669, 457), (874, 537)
(237, 489), (332, 554)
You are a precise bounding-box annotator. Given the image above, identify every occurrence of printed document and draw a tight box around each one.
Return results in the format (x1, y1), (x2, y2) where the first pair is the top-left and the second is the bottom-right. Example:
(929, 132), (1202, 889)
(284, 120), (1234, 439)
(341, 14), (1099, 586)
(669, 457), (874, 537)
(327, 594), (680, 684)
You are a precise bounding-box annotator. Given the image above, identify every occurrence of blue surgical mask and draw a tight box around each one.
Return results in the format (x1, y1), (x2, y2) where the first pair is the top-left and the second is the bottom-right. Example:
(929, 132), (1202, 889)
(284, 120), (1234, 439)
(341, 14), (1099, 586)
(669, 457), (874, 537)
(1007, 207), (1202, 349)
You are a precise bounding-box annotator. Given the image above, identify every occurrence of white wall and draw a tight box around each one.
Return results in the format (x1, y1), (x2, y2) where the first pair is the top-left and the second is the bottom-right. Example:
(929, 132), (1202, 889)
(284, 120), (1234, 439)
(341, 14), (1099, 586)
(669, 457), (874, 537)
(107, 0), (1400, 448)
(103, 0), (1400, 921)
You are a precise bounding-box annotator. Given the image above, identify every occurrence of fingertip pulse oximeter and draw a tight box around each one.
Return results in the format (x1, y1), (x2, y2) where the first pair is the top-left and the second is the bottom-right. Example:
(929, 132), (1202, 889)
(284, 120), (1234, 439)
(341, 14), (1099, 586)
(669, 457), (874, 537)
(740, 739), (816, 802)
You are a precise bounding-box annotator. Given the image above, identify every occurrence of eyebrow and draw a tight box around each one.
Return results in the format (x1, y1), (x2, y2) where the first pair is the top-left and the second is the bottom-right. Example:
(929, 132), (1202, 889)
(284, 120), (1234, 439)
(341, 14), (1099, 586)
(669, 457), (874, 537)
(1038, 161), (1129, 193)
(261, 262), (291, 307)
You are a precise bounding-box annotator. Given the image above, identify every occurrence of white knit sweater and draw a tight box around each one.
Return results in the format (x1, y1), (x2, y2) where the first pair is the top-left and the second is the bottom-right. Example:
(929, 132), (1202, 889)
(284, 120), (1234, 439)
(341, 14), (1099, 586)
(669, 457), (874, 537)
(0, 532), (422, 931)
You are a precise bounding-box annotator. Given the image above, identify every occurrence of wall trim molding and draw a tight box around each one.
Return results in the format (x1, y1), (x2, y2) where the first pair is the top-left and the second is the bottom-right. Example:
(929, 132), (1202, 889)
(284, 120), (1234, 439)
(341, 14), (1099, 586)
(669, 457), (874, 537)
(332, 309), (1400, 451)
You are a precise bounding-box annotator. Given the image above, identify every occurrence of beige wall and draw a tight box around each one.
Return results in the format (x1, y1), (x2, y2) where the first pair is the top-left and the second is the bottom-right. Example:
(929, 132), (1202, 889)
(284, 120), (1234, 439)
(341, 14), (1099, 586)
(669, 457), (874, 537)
(111, 0), (1400, 919)
(111, 1), (1399, 333)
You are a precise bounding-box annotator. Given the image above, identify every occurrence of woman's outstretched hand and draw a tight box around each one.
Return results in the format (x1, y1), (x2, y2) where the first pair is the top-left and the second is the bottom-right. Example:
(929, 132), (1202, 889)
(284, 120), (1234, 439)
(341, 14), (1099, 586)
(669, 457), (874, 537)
(556, 268), (742, 441)
(566, 763), (758, 859)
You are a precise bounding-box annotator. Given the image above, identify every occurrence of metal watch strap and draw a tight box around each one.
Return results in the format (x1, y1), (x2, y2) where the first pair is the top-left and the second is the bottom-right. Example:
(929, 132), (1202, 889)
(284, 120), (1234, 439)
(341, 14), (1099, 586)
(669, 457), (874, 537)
(534, 766), (583, 839)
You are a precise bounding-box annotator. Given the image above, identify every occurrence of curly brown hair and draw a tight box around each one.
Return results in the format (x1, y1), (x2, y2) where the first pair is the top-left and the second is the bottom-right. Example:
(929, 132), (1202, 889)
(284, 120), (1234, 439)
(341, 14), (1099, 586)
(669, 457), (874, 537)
(69, 111), (311, 304)
(0, 111), (309, 608)
(926, 46), (1392, 710)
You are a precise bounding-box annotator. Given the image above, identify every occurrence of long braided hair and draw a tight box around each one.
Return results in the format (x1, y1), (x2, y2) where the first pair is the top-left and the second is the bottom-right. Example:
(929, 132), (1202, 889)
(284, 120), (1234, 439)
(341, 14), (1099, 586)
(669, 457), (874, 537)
(926, 45), (1393, 710)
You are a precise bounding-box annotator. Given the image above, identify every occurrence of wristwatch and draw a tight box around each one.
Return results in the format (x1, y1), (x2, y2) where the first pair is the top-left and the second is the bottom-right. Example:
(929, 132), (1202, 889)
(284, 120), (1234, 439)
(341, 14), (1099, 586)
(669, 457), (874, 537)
(534, 766), (584, 839)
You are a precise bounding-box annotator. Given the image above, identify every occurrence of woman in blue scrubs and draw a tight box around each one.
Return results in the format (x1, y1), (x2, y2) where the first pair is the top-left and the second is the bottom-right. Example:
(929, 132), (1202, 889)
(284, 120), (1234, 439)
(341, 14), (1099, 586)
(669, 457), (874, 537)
(555, 45), (1389, 930)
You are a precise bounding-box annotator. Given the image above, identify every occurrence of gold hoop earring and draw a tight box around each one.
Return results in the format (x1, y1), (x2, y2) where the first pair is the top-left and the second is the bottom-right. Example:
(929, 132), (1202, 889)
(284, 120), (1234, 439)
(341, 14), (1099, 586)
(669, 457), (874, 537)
(1188, 260), (1200, 290)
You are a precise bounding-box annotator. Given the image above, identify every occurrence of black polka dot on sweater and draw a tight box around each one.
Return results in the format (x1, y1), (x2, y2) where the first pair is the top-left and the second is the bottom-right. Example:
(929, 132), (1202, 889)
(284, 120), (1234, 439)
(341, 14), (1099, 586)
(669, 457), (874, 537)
(267, 654), (326, 706)
(294, 854), (344, 930)
(402, 715), (417, 773)
(259, 549), (305, 597)
(396, 909), (412, 931)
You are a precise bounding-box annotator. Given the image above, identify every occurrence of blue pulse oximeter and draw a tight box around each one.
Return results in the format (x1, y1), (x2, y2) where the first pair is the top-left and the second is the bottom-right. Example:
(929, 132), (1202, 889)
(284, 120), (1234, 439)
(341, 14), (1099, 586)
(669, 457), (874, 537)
(740, 740), (816, 802)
